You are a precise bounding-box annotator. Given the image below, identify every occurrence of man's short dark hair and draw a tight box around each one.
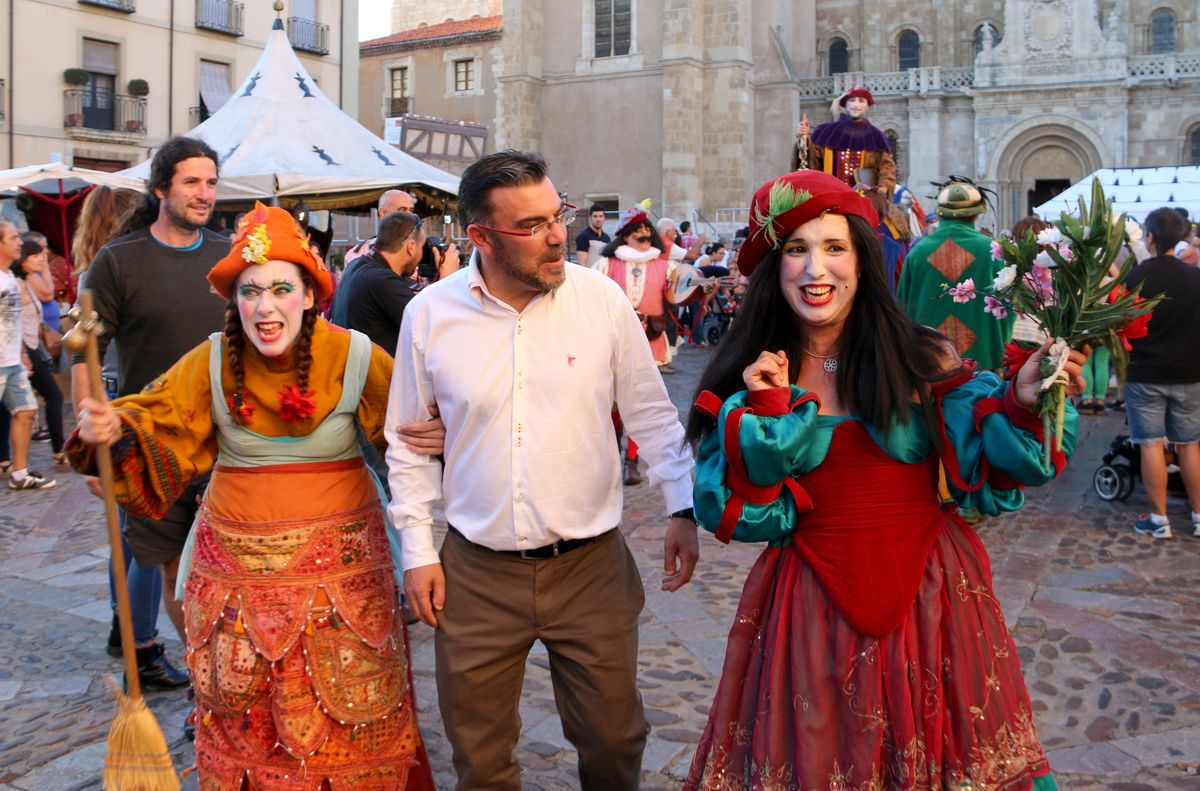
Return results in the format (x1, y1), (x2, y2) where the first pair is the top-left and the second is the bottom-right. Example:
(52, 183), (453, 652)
(588, 204), (605, 215)
(376, 212), (421, 253)
(679, 221), (691, 233)
(458, 150), (548, 228)
(1145, 207), (1188, 254)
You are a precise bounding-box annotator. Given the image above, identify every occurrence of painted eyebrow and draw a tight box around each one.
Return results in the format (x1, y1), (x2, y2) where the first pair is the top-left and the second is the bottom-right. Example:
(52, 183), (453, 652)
(241, 279), (298, 289)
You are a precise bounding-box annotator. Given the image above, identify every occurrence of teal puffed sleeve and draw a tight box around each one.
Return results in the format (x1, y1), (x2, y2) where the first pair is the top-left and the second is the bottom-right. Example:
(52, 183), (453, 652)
(935, 369), (1078, 515)
(693, 385), (824, 545)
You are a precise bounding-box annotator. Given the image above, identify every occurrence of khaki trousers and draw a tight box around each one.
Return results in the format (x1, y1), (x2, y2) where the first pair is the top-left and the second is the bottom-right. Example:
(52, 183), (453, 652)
(435, 528), (649, 791)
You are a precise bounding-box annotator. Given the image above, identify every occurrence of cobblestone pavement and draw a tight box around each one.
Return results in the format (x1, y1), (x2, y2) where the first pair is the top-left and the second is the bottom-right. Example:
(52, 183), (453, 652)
(1, 344), (1197, 789)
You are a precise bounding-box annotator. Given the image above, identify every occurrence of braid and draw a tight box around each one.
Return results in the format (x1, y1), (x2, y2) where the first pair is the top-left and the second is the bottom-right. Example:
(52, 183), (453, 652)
(223, 301), (250, 424)
(295, 308), (319, 394)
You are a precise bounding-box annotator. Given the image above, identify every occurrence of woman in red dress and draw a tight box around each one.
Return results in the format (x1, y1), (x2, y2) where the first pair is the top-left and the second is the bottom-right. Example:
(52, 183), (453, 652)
(683, 171), (1085, 791)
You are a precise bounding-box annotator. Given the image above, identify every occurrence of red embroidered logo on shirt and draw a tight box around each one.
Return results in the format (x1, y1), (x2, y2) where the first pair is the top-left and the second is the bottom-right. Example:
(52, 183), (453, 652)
(567, 355), (576, 368)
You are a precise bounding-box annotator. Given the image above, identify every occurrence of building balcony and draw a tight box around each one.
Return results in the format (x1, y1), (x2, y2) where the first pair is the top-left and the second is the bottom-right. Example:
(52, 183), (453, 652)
(196, 0), (244, 36)
(79, 0), (135, 12)
(64, 89), (147, 142)
(287, 17), (329, 56)
(386, 96), (411, 117)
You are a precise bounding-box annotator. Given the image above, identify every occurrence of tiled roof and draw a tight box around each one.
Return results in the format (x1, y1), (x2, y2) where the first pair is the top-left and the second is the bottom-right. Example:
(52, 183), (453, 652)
(360, 15), (503, 52)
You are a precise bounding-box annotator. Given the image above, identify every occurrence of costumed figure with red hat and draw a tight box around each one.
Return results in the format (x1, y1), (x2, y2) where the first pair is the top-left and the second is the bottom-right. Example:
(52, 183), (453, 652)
(681, 170), (1086, 791)
(793, 85), (896, 198)
(67, 204), (438, 790)
(593, 206), (675, 485)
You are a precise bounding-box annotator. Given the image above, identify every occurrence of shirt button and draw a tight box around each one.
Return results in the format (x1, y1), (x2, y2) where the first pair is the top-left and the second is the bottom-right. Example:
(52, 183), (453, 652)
(518, 536), (526, 542)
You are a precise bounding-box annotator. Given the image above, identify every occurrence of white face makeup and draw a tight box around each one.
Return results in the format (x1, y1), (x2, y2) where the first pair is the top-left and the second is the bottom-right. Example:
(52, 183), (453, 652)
(844, 96), (870, 119)
(235, 260), (315, 359)
(778, 214), (859, 333)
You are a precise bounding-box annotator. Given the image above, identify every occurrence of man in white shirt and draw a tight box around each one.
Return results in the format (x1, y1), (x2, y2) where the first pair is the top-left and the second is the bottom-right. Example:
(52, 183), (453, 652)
(386, 150), (698, 790)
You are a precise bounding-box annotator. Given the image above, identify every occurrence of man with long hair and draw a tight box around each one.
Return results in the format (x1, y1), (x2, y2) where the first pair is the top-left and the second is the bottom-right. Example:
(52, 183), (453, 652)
(70, 136), (229, 690)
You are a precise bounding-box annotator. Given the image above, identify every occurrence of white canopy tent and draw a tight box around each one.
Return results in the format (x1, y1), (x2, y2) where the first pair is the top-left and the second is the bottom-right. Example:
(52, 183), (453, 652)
(120, 19), (459, 209)
(0, 160), (144, 196)
(1034, 166), (1200, 225)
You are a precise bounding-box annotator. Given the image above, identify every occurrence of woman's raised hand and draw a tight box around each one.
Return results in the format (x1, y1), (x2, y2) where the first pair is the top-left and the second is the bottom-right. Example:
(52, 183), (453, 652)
(744, 350), (789, 391)
(77, 394), (120, 445)
(1014, 341), (1089, 409)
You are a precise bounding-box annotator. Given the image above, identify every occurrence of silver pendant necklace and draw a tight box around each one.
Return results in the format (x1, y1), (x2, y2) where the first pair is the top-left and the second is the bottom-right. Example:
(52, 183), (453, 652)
(801, 347), (839, 374)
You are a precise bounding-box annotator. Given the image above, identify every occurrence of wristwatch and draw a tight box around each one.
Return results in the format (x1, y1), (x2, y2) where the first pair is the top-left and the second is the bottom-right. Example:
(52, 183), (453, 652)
(669, 508), (696, 522)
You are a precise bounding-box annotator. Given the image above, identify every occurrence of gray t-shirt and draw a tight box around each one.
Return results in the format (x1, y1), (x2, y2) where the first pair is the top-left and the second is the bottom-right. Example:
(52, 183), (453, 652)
(74, 228), (230, 397)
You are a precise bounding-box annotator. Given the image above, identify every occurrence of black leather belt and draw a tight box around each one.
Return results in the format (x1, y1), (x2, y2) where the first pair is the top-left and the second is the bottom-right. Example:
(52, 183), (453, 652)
(449, 526), (614, 560)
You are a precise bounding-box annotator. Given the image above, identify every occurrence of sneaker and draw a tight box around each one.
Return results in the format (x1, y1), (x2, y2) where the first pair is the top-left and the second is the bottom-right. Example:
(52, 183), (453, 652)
(1133, 515), (1172, 539)
(8, 471), (56, 490)
(31, 428), (51, 442)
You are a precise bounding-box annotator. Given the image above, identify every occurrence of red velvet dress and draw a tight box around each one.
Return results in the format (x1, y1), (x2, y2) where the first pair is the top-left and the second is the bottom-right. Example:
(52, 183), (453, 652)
(686, 377), (1071, 791)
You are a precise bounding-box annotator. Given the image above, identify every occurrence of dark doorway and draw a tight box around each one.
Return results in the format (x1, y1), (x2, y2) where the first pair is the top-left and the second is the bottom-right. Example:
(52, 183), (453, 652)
(1028, 179), (1069, 215)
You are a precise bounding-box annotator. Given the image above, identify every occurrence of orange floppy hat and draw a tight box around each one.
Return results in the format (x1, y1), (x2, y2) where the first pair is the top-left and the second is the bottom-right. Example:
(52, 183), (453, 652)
(736, 171), (879, 276)
(207, 202), (334, 302)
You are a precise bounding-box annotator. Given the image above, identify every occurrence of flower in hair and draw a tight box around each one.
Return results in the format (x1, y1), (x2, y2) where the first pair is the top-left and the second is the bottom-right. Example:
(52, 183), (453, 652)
(226, 393), (256, 423)
(278, 384), (317, 423)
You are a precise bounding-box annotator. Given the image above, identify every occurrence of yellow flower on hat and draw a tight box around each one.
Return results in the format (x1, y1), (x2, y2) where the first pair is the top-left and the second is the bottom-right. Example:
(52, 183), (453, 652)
(241, 224), (272, 265)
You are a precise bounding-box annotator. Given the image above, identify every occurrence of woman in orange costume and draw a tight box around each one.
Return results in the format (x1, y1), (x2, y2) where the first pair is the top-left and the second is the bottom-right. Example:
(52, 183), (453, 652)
(68, 204), (436, 790)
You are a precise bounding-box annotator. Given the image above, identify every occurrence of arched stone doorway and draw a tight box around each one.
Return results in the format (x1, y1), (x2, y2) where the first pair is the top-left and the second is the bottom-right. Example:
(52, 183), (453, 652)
(987, 118), (1105, 230)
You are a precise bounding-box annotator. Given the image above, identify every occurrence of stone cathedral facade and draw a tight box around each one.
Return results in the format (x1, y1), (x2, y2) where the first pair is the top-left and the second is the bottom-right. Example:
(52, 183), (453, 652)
(394, 0), (1199, 231)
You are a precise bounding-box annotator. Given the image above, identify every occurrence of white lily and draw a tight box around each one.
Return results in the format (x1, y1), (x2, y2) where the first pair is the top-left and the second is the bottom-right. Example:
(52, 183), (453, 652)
(1038, 337), (1072, 392)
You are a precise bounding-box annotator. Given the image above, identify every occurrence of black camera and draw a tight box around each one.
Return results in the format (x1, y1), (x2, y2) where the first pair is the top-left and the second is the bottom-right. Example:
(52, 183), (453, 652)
(418, 236), (445, 280)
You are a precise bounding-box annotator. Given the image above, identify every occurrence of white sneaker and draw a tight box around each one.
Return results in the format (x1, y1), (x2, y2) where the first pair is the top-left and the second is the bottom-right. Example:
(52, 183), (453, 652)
(1133, 515), (1172, 539)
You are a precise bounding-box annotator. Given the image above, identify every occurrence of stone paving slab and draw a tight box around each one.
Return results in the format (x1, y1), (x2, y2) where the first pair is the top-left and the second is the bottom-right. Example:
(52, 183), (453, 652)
(2, 345), (1199, 789)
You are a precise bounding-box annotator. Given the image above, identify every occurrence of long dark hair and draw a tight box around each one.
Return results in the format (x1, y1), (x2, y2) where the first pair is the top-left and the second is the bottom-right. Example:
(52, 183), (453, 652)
(222, 269), (320, 425)
(600, 220), (664, 258)
(685, 214), (955, 445)
(118, 137), (220, 236)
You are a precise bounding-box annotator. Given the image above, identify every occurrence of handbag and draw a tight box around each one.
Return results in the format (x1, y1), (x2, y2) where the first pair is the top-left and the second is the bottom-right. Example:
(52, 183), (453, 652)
(40, 323), (64, 359)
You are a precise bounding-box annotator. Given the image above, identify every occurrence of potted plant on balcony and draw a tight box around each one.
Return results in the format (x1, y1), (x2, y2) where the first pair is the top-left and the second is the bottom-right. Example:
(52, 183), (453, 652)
(63, 69), (88, 127)
(125, 79), (148, 132)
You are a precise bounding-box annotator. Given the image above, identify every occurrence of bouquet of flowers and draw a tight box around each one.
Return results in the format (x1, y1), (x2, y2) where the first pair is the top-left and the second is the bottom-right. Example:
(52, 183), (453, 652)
(945, 179), (1161, 470)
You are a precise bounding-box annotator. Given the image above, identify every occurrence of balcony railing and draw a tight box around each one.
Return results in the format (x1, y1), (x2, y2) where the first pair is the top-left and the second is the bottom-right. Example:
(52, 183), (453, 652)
(797, 67), (975, 101)
(188, 105), (211, 128)
(79, 0), (135, 12)
(287, 17), (329, 55)
(64, 89), (147, 135)
(196, 0), (244, 36)
(386, 96), (411, 117)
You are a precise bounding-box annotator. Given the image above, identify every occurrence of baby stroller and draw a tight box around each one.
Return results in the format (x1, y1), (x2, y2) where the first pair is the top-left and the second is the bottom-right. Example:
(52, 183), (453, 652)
(1093, 434), (1186, 501)
(697, 289), (737, 347)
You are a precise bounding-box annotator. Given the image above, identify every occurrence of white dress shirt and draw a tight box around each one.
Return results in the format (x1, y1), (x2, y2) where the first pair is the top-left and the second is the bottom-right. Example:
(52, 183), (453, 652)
(385, 255), (694, 571)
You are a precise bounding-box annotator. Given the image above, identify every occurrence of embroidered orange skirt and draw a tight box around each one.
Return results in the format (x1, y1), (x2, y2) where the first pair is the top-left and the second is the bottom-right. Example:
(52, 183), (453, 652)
(183, 459), (434, 790)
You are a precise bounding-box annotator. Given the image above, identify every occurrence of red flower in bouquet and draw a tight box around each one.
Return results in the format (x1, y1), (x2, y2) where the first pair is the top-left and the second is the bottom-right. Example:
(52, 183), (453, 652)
(278, 384), (317, 423)
(1001, 341), (1035, 381)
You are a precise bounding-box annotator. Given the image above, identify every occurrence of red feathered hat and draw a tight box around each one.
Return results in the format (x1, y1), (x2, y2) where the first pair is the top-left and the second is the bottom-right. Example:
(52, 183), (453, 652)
(839, 85), (875, 106)
(736, 171), (879, 276)
(207, 202), (334, 303)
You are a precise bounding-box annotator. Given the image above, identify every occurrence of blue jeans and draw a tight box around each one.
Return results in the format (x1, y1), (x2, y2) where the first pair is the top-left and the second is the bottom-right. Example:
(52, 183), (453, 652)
(107, 511), (164, 646)
(1125, 381), (1200, 445)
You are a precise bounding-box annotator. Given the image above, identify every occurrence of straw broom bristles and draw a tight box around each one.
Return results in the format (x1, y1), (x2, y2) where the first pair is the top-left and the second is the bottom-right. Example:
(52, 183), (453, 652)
(102, 680), (179, 791)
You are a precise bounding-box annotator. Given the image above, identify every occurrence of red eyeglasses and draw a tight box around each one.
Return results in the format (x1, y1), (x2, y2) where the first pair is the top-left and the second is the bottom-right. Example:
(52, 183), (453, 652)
(471, 204), (577, 238)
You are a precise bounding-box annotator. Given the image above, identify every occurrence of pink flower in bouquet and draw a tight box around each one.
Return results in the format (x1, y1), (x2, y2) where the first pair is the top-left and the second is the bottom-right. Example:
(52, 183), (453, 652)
(990, 239), (1004, 261)
(1024, 264), (1055, 303)
(1057, 244), (1074, 263)
(948, 278), (976, 303)
(984, 295), (1008, 319)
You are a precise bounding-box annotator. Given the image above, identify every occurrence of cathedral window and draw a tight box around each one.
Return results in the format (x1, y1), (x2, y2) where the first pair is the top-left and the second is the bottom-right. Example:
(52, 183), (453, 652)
(1150, 10), (1176, 54)
(595, 0), (632, 58)
(897, 30), (920, 71)
(1189, 126), (1200, 167)
(828, 38), (849, 75)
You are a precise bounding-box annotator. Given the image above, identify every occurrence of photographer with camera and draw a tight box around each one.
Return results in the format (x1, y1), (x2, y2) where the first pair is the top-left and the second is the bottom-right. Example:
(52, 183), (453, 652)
(417, 233), (463, 285)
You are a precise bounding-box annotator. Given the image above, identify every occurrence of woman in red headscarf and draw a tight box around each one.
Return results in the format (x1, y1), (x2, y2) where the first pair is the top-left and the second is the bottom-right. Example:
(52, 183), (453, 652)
(68, 204), (437, 790)
(683, 171), (1085, 791)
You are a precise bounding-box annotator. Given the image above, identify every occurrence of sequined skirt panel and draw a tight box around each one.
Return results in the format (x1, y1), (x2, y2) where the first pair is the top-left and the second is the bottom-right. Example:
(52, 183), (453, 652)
(185, 460), (433, 790)
(685, 516), (1052, 791)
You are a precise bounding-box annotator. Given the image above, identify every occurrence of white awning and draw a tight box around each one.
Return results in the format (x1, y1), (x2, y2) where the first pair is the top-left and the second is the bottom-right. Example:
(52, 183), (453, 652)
(199, 60), (233, 114)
